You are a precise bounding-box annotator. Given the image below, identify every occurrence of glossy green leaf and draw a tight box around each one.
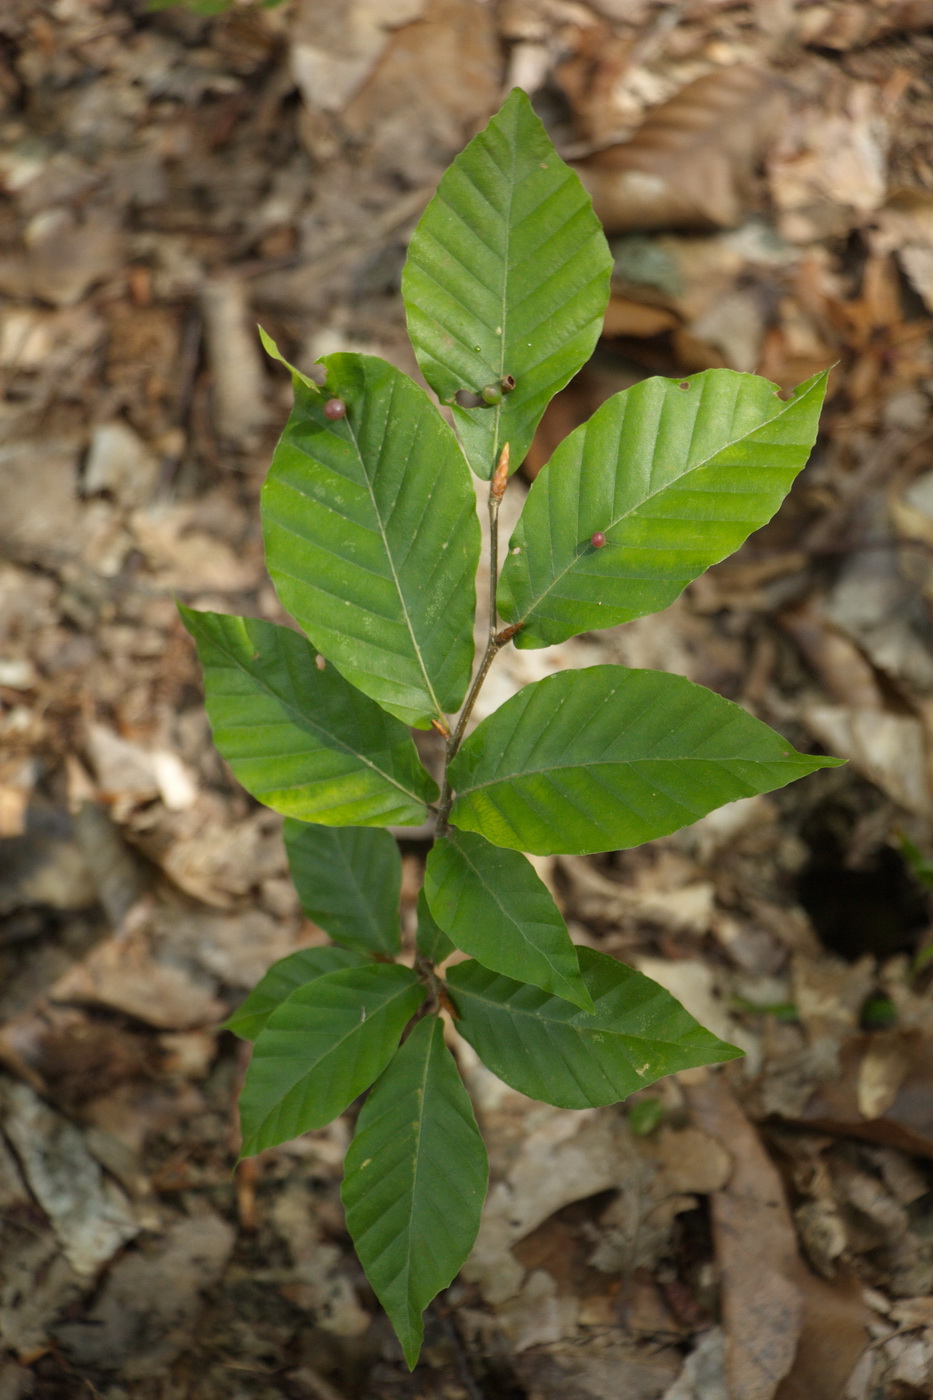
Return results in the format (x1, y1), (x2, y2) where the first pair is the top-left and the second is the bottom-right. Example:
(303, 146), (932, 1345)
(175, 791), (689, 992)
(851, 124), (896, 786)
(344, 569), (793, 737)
(342, 1017), (487, 1368)
(446, 948), (742, 1108)
(262, 353), (480, 728)
(415, 889), (454, 965)
(239, 963), (425, 1156)
(179, 609), (437, 827)
(284, 820), (402, 957)
(225, 946), (369, 1042)
(403, 88), (612, 478)
(498, 369), (828, 648)
(449, 665), (843, 856)
(424, 830), (593, 1010)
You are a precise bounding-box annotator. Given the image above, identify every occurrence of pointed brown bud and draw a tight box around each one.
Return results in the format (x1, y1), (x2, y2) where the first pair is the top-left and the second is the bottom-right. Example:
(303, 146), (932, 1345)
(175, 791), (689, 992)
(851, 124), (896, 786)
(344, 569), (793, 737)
(490, 443), (510, 500)
(431, 717), (450, 737)
(495, 621), (522, 644)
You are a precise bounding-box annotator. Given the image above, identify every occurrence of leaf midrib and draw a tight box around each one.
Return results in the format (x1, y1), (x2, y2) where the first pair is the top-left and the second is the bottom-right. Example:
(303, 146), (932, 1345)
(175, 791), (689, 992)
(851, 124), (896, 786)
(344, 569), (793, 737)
(342, 404), (446, 726)
(329, 838), (397, 953)
(454, 978), (682, 1047)
(208, 628), (430, 812)
(250, 972), (419, 1141)
(509, 376), (823, 626)
(395, 1027), (435, 1314)
(444, 836), (580, 996)
(452, 749), (809, 802)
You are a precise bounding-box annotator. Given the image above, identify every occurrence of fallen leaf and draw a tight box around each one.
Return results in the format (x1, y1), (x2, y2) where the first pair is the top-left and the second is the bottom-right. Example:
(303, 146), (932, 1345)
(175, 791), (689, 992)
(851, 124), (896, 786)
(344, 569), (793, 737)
(576, 67), (788, 232)
(773, 1268), (870, 1400)
(686, 1074), (803, 1400)
(53, 1212), (234, 1376)
(50, 916), (225, 1030)
(1, 1081), (139, 1277)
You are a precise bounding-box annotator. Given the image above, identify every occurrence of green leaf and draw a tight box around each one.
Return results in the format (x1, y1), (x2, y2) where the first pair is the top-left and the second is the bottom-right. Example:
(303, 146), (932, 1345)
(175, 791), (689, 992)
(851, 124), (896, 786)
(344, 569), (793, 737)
(446, 948), (742, 1109)
(258, 326), (320, 391)
(498, 369), (828, 648)
(415, 889), (455, 965)
(239, 964), (425, 1156)
(449, 664), (843, 856)
(424, 830), (593, 1010)
(285, 820), (402, 957)
(261, 353), (480, 728)
(342, 1017), (487, 1368)
(179, 609), (437, 827)
(403, 88), (612, 479)
(224, 946), (369, 1042)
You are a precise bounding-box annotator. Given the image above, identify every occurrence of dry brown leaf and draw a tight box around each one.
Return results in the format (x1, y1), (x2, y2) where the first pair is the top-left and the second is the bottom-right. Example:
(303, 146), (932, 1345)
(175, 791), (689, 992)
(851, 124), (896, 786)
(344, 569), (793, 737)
(802, 1), (933, 51)
(340, 0), (501, 187)
(200, 275), (269, 449)
(289, 0), (426, 114)
(603, 295), (679, 338)
(802, 1031), (933, 1160)
(773, 1269), (870, 1400)
(50, 915), (225, 1031)
(575, 67), (788, 232)
(1, 1080), (139, 1277)
(870, 193), (933, 313)
(686, 1074), (803, 1400)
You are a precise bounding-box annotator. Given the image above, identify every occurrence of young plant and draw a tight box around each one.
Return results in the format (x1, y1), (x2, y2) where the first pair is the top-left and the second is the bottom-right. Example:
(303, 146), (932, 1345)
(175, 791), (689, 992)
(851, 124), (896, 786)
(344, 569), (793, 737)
(181, 89), (839, 1366)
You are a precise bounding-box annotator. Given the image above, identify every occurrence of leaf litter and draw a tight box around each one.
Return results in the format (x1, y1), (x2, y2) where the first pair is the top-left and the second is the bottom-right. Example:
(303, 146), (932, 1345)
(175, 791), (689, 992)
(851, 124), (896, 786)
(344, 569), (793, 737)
(3, 0), (933, 1395)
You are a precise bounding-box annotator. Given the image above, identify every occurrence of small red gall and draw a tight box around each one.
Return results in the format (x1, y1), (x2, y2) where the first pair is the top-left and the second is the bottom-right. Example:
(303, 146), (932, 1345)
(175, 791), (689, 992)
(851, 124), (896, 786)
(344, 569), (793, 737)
(324, 398), (346, 420)
(590, 531), (607, 548)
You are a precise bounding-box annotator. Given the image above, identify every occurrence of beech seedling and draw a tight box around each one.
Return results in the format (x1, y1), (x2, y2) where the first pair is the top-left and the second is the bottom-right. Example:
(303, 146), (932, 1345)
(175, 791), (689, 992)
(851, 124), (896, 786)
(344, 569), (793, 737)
(181, 89), (839, 1368)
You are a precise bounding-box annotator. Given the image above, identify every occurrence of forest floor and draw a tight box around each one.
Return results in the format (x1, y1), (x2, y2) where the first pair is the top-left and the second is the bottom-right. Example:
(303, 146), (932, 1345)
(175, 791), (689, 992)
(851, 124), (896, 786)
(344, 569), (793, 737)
(3, 1), (933, 1397)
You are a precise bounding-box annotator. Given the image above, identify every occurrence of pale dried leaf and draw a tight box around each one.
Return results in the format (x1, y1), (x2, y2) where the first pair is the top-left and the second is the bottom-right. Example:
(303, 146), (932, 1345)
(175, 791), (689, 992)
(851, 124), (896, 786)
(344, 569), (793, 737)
(687, 1075), (803, 1400)
(576, 67), (788, 232)
(2, 1081), (139, 1276)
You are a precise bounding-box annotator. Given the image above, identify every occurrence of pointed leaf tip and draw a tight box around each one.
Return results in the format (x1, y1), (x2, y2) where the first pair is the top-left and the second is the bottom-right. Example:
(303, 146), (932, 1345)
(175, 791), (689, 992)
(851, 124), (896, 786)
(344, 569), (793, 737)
(342, 1017), (487, 1368)
(498, 368), (829, 647)
(403, 89), (612, 477)
(449, 664), (842, 856)
(446, 948), (743, 1110)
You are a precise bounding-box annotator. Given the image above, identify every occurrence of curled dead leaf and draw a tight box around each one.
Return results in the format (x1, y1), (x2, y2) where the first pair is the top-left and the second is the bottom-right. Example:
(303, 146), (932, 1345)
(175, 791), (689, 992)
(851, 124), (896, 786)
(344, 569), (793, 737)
(575, 67), (789, 232)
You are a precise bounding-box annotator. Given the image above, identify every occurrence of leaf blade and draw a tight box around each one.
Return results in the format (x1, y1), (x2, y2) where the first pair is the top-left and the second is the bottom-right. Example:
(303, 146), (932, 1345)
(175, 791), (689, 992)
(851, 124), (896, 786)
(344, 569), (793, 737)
(261, 354), (480, 727)
(498, 369), (828, 647)
(179, 608), (437, 827)
(285, 820), (402, 956)
(424, 830), (593, 1010)
(403, 88), (612, 478)
(225, 946), (369, 1042)
(415, 889), (455, 965)
(239, 963), (425, 1156)
(449, 665), (843, 856)
(342, 1017), (488, 1368)
(446, 948), (742, 1109)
